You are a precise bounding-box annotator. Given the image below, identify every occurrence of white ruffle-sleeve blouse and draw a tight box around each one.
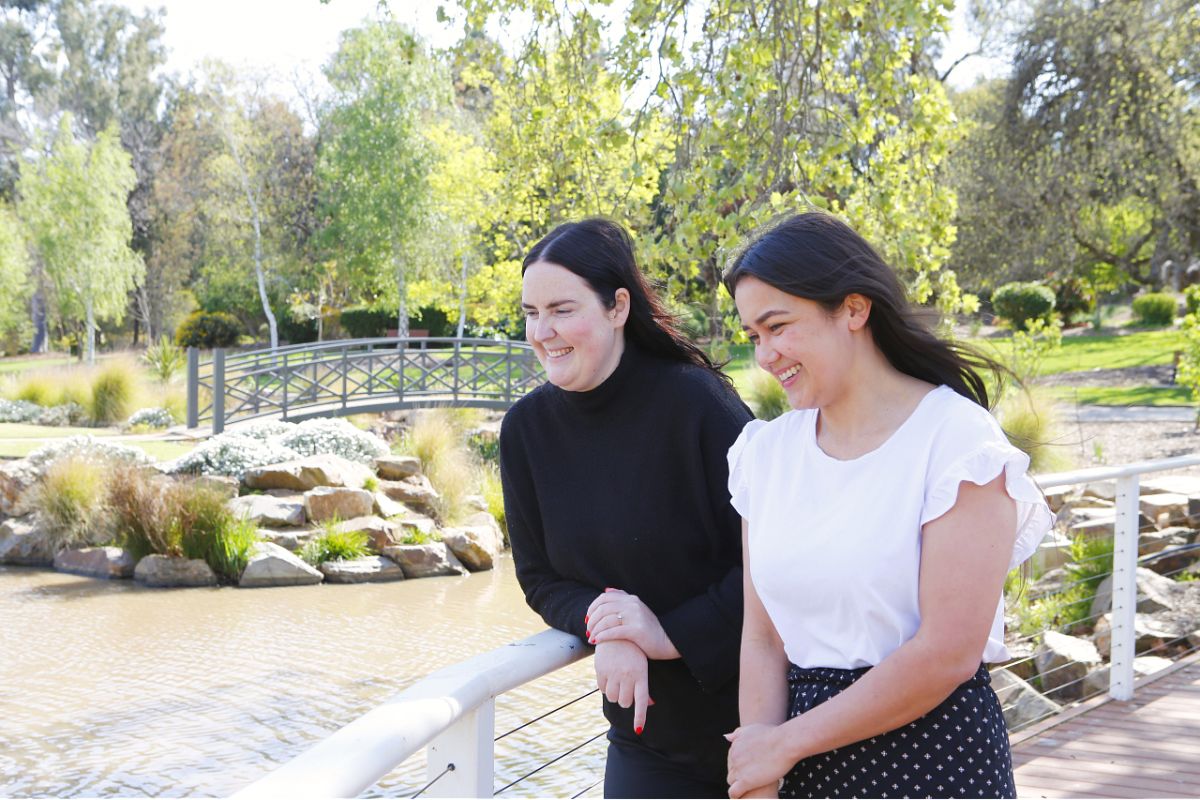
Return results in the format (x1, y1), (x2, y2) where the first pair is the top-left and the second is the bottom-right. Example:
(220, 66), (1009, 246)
(727, 385), (1052, 669)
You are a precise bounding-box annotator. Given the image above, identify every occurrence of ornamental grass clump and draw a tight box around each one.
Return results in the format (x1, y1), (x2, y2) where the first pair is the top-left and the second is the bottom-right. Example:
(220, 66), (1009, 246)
(173, 483), (258, 582)
(398, 410), (478, 523)
(108, 465), (179, 560)
(995, 388), (1072, 474)
(745, 370), (789, 421)
(478, 462), (507, 544)
(299, 525), (369, 566)
(88, 361), (136, 424)
(35, 455), (111, 550)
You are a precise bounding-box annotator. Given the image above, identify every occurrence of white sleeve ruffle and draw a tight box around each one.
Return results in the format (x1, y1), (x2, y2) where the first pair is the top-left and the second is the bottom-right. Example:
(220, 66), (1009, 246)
(726, 419), (767, 518)
(920, 439), (1054, 569)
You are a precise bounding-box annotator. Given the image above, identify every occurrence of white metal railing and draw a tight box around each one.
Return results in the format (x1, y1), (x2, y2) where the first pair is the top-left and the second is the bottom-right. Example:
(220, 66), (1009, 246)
(235, 453), (1200, 798)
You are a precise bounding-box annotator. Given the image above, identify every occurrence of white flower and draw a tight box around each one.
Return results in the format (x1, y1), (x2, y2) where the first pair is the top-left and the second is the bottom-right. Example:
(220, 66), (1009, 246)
(27, 436), (154, 473)
(126, 407), (176, 429)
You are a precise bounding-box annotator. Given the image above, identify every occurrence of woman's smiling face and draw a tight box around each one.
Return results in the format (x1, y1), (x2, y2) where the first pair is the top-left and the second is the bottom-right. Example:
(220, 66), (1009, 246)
(522, 261), (629, 392)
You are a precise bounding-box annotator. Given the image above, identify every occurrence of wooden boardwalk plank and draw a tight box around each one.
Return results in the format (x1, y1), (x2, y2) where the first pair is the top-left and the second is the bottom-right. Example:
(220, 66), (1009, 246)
(1013, 655), (1200, 799)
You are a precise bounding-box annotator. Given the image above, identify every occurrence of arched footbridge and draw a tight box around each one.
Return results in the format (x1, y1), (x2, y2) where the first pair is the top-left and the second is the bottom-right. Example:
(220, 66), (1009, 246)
(185, 337), (543, 434)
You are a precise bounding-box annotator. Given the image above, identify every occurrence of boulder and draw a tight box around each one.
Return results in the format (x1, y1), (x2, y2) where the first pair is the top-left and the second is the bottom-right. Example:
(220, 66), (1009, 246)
(1138, 526), (1192, 557)
(1140, 493), (1188, 529)
(442, 513), (503, 571)
(1143, 475), (1200, 497)
(0, 460), (38, 517)
(229, 494), (305, 528)
(53, 546), (136, 579)
(383, 543), (468, 579)
(243, 455), (373, 492)
(1031, 532), (1074, 573)
(304, 486), (374, 524)
(0, 514), (55, 566)
(1133, 655), (1173, 676)
(997, 639), (1038, 682)
(1091, 567), (1181, 620)
(1043, 488), (1074, 514)
(1034, 631), (1103, 701)
(1081, 483), (1116, 502)
(239, 542), (323, 588)
(991, 668), (1061, 731)
(318, 555), (405, 583)
(1141, 534), (1199, 576)
(1092, 612), (1190, 659)
(378, 475), (440, 517)
(173, 473), (239, 500)
(134, 555), (217, 587)
(373, 455), (422, 480)
(396, 514), (437, 537)
(373, 491), (408, 519)
(257, 527), (319, 552)
(335, 516), (403, 552)
(464, 494), (488, 513)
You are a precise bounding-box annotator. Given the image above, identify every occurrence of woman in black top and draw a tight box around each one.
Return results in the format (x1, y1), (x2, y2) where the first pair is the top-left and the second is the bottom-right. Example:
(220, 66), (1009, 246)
(500, 218), (752, 798)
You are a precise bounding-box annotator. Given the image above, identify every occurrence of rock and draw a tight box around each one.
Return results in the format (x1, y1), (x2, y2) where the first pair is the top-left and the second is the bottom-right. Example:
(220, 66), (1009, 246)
(304, 486), (374, 524)
(335, 516), (403, 552)
(442, 513), (502, 572)
(1091, 567), (1180, 620)
(383, 543), (468, 578)
(998, 640), (1038, 682)
(0, 460), (38, 517)
(373, 455), (422, 480)
(1140, 493), (1188, 528)
(378, 475), (440, 517)
(1092, 612), (1190, 659)
(134, 555), (217, 587)
(229, 494), (305, 528)
(373, 491), (408, 519)
(1082, 482), (1116, 502)
(1138, 526), (1191, 557)
(1188, 629), (1200, 649)
(0, 514), (55, 566)
(53, 546), (135, 579)
(243, 455), (373, 492)
(172, 473), (240, 500)
(1141, 535), (1199, 575)
(1189, 497), (1200, 525)
(1133, 655), (1173, 676)
(257, 527), (319, 552)
(1044, 488), (1073, 514)
(1143, 475), (1200, 497)
(1034, 631), (1103, 701)
(1031, 532), (1074, 573)
(991, 668), (1061, 731)
(318, 555), (405, 583)
(396, 514), (437, 537)
(1066, 506), (1155, 540)
(239, 542), (323, 587)
(464, 494), (488, 513)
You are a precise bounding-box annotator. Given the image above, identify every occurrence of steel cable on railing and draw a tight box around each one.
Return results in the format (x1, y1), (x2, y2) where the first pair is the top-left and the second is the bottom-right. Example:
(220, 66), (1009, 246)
(571, 777), (604, 798)
(493, 689), (599, 742)
(493, 730), (607, 795)
(410, 763), (455, 799)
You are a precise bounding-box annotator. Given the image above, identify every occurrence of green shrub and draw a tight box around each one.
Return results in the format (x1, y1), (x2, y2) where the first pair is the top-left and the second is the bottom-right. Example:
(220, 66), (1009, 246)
(175, 311), (242, 348)
(992, 282), (1056, 331)
(479, 462), (507, 545)
(410, 306), (454, 337)
(88, 363), (134, 424)
(1049, 275), (1094, 322)
(299, 527), (369, 565)
(339, 307), (394, 338)
(174, 483), (256, 582)
(36, 455), (110, 550)
(1131, 292), (1177, 327)
(745, 370), (789, 421)
(278, 306), (319, 344)
(142, 337), (186, 382)
(1185, 285), (1200, 316)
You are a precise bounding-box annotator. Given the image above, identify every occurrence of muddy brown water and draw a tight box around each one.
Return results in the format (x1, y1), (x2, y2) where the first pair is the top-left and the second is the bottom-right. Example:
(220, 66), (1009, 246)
(0, 558), (606, 797)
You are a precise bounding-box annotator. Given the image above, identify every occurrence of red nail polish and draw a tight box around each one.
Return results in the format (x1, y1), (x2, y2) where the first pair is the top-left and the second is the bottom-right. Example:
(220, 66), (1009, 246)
(585, 615), (589, 623)
(635, 726), (643, 735)
(585, 630), (591, 638)
(589, 638), (596, 645)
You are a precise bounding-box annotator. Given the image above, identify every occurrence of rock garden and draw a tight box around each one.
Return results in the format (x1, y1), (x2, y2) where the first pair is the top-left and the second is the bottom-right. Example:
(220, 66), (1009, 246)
(993, 473), (1200, 730)
(0, 414), (507, 589)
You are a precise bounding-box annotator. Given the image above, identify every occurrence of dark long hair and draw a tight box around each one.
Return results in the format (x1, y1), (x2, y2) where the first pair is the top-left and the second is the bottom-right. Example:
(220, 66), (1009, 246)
(524, 218), (732, 386)
(722, 212), (1008, 408)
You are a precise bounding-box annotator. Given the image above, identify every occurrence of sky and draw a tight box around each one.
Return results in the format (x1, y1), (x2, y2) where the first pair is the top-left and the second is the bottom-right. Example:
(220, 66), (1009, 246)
(113, 0), (1006, 96)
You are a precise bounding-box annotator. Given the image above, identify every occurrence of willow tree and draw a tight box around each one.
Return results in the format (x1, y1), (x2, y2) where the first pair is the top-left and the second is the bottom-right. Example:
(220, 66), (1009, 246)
(18, 116), (142, 363)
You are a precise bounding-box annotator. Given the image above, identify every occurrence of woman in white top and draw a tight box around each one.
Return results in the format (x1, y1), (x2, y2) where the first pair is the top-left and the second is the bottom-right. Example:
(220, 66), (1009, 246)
(721, 212), (1052, 799)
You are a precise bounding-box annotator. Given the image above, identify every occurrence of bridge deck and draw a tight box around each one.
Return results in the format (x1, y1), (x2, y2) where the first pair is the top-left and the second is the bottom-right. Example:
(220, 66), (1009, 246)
(1012, 652), (1200, 798)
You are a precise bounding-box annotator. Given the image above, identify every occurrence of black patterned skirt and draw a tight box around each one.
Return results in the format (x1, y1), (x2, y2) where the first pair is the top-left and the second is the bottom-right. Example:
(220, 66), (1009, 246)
(780, 664), (1015, 799)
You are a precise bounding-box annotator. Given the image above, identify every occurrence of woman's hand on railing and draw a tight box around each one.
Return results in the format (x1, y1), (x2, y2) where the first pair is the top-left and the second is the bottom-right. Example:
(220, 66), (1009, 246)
(725, 723), (791, 799)
(593, 639), (652, 735)
(586, 588), (681, 660)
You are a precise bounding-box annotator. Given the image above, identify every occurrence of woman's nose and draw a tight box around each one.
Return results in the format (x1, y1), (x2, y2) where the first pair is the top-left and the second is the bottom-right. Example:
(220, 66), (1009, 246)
(531, 315), (555, 342)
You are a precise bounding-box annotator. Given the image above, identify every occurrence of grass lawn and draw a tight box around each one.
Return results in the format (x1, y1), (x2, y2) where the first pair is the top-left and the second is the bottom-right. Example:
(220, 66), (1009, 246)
(0, 422), (195, 461)
(972, 328), (1182, 375)
(0, 438), (194, 460)
(1046, 385), (1191, 407)
(0, 355), (77, 374)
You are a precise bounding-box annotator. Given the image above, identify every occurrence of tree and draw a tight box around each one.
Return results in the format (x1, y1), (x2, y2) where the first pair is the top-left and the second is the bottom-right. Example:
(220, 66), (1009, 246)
(0, 201), (31, 346)
(18, 116), (143, 363)
(318, 21), (448, 338)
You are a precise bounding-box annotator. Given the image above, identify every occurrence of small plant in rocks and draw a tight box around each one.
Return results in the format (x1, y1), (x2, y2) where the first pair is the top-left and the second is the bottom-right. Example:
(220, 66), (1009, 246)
(299, 523), (369, 565)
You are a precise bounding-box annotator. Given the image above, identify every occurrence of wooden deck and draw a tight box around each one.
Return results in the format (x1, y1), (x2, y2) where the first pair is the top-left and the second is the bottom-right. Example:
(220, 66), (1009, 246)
(1012, 652), (1200, 798)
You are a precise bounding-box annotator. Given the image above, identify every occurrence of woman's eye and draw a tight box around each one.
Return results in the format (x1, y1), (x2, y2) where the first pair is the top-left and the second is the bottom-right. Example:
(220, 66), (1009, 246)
(768, 323), (785, 334)
(555, 308), (573, 316)
(747, 334), (760, 345)
(524, 310), (538, 319)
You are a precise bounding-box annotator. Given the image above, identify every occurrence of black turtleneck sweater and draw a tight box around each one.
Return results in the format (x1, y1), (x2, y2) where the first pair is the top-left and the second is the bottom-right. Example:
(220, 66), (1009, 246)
(499, 344), (752, 766)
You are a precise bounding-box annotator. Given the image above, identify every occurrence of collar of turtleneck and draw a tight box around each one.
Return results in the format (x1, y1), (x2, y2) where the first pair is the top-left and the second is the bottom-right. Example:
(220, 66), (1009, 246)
(553, 341), (644, 415)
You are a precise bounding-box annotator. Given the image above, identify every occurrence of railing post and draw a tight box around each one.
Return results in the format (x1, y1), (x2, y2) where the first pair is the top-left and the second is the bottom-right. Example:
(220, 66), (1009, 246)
(1109, 475), (1139, 701)
(187, 347), (199, 428)
(505, 341), (513, 403)
(212, 348), (226, 435)
(425, 699), (495, 798)
(282, 352), (289, 421)
(341, 346), (349, 411)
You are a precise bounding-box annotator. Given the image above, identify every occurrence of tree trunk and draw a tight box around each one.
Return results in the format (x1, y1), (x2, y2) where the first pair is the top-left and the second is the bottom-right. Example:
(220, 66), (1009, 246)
(393, 236), (409, 340)
(30, 290), (48, 354)
(456, 251), (468, 339)
(85, 297), (95, 366)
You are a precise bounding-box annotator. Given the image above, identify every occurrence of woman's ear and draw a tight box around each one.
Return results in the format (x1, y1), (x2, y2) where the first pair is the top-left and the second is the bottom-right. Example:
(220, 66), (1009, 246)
(611, 288), (632, 327)
(844, 293), (872, 331)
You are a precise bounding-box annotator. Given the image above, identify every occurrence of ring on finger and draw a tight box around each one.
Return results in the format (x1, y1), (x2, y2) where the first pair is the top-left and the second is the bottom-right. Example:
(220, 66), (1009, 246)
(617, 613), (624, 623)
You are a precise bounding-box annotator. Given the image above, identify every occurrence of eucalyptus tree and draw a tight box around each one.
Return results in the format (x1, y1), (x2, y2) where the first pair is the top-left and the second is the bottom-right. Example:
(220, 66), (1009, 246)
(17, 116), (143, 363)
(0, 202), (31, 345)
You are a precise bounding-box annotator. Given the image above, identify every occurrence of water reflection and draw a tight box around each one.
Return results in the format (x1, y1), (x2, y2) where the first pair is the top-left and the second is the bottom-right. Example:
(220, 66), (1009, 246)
(0, 560), (606, 797)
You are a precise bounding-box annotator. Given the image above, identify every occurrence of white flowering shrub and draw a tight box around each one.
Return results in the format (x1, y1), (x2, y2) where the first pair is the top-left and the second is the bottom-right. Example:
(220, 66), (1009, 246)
(36, 403), (86, 427)
(126, 407), (175, 429)
(168, 434), (301, 479)
(0, 399), (43, 423)
(234, 419), (296, 441)
(277, 418), (389, 464)
(27, 435), (154, 473)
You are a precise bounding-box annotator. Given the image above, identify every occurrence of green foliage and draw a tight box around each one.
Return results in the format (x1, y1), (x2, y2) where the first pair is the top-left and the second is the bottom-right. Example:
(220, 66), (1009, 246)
(1010, 535), (1114, 637)
(745, 370), (790, 421)
(396, 409), (480, 523)
(108, 465), (178, 560)
(1186, 285), (1200, 317)
(1004, 317), (1064, 384)
(175, 310), (242, 348)
(339, 307), (393, 338)
(0, 205), (31, 342)
(1177, 311), (1200, 411)
(992, 282), (1056, 332)
(478, 461), (506, 545)
(400, 527), (437, 545)
(36, 455), (110, 550)
(299, 527), (369, 565)
(995, 387), (1071, 474)
(142, 337), (186, 383)
(362, 474), (379, 492)
(1131, 293), (1177, 327)
(1050, 275), (1095, 322)
(87, 362), (134, 425)
(174, 483), (256, 582)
